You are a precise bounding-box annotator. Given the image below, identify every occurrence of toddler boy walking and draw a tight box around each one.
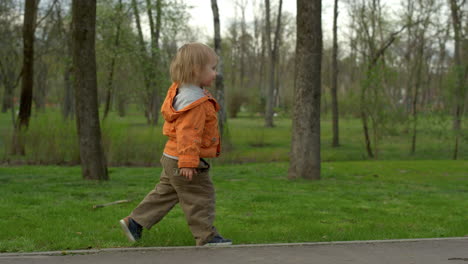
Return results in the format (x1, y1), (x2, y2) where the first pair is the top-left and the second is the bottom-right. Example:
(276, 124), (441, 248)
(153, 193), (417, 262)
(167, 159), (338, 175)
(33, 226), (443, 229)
(119, 43), (231, 246)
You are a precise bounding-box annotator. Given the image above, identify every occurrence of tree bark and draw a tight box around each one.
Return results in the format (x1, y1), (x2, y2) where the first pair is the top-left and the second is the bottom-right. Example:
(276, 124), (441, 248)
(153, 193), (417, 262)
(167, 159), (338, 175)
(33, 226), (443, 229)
(448, 0), (467, 160)
(56, 2), (75, 120)
(289, 0), (322, 180)
(360, 24), (407, 158)
(146, 0), (162, 126)
(410, 12), (431, 155)
(131, 0), (159, 126)
(34, 58), (48, 111)
(264, 0), (283, 128)
(17, 0), (38, 128)
(211, 0), (227, 136)
(63, 64), (74, 119)
(72, 0), (108, 180)
(12, 0), (39, 155)
(331, 0), (340, 147)
(103, 0), (123, 121)
(0, 52), (19, 114)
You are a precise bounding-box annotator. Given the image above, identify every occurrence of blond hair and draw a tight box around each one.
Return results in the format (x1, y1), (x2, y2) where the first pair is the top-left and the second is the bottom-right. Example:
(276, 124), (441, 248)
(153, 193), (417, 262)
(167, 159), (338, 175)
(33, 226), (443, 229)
(170, 42), (218, 84)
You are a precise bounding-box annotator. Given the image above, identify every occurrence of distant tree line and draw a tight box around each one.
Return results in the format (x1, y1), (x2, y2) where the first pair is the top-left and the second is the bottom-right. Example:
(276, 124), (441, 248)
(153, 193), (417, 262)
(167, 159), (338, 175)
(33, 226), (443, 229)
(0, 0), (466, 180)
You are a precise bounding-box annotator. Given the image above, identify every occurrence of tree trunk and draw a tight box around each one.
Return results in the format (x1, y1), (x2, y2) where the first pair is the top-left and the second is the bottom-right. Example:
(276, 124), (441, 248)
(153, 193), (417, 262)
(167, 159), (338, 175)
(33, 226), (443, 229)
(264, 0), (282, 128)
(72, 0), (108, 180)
(331, 0), (340, 147)
(0, 62), (18, 113)
(360, 23), (407, 159)
(103, 0), (123, 121)
(264, 0), (272, 127)
(56, 2), (75, 120)
(17, 0), (38, 128)
(132, 0), (158, 126)
(12, 0), (39, 155)
(360, 85), (374, 158)
(289, 0), (322, 180)
(63, 64), (75, 119)
(273, 0), (283, 108)
(145, 0), (162, 126)
(410, 24), (430, 155)
(449, 0), (466, 160)
(2, 84), (14, 113)
(34, 58), (48, 111)
(211, 0), (227, 136)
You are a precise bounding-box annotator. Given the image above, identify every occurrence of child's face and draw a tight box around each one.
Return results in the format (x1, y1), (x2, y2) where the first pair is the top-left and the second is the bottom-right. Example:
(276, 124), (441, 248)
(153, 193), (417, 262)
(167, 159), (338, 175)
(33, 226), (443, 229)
(198, 58), (217, 87)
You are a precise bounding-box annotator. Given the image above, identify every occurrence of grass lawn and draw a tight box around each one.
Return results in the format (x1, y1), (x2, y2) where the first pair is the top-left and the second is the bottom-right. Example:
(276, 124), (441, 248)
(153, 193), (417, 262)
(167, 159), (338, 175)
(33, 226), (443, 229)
(0, 160), (467, 252)
(0, 110), (467, 165)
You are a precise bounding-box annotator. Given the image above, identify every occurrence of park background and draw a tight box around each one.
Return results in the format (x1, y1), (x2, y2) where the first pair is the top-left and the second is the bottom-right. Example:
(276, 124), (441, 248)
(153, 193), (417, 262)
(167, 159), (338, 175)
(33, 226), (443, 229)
(0, 0), (467, 253)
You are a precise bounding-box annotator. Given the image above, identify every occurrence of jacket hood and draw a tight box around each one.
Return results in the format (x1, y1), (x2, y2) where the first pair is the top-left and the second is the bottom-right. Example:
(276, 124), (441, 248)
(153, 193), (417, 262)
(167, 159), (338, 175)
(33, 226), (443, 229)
(161, 83), (219, 122)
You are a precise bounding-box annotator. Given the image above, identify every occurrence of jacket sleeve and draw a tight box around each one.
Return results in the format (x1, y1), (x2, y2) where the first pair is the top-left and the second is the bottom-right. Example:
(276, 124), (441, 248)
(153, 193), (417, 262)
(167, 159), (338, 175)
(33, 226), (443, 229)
(175, 103), (206, 168)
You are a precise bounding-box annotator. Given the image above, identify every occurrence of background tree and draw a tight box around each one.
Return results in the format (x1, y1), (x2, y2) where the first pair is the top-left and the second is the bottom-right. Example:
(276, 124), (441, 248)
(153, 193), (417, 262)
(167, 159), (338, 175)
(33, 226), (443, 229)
(264, 0), (283, 127)
(348, 0), (407, 158)
(448, 0), (467, 159)
(12, 0), (39, 155)
(0, 0), (22, 118)
(72, 0), (108, 180)
(289, 0), (322, 180)
(211, 0), (227, 136)
(55, 0), (75, 120)
(331, 0), (340, 147)
(0, 0), (465, 166)
(403, 0), (436, 155)
(130, 0), (164, 126)
(102, 0), (124, 121)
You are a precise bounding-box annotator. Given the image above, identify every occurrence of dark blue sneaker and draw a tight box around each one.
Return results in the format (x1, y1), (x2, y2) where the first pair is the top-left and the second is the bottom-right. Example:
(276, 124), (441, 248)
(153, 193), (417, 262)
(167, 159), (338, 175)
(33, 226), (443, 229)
(205, 235), (232, 246)
(119, 216), (142, 242)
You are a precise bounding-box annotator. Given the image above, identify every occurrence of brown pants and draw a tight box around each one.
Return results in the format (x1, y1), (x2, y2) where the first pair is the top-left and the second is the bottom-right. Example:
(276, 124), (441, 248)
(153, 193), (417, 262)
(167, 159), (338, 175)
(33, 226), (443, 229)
(130, 155), (217, 246)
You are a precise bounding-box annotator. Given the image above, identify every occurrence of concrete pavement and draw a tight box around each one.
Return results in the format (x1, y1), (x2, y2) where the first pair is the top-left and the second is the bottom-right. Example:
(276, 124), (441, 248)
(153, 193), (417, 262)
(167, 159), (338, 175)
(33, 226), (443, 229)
(1, 237), (467, 264)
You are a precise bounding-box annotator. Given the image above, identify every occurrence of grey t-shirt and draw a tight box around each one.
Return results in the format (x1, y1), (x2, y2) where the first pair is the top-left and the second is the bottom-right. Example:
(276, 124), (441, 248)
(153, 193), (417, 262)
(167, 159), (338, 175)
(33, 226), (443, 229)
(173, 84), (205, 111)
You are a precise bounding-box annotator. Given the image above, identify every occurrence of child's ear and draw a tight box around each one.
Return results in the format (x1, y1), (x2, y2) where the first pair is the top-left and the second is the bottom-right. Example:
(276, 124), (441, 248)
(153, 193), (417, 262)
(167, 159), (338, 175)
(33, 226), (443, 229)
(193, 65), (202, 78)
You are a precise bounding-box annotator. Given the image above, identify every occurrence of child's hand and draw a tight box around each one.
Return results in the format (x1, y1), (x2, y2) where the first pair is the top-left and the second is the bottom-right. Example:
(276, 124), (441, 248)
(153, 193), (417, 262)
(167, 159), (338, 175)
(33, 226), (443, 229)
(180, 168), (197, 181)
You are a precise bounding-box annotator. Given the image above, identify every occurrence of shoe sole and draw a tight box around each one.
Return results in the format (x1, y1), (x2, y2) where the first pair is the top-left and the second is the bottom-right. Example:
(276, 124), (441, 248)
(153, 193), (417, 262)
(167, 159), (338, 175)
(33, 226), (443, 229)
(204, 242), (233, 246)
(119, 219), (136, 242)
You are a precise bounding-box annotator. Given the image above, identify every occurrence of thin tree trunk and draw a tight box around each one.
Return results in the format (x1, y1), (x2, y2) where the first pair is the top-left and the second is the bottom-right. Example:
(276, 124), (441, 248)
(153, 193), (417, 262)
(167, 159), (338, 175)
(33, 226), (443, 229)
(63, 64), (74, 119)
(17, 0), (38, 128)
(0, 63), (18, 113)
(449, 0), (466, 160)
(264, 0), (282, 128)
(273, 0), (283, 108)
(2, 84), (14, 113)
(360, 25), (407, 158)
(410, 50), (423, 155)
(289, 0), (322, 180)
(239, 3), (246, 98)
(211, 0), (227, 136)
(146, 0), (162, 126)
(411, 20), (430, 155)
(34, 59), (47, 111)
(360, 84), (374, 158)
(103, 0), (123, 121)
(72, 0), (108, 180)
(56, 3), (75, 120)
(131, 0), (152, 124)
(12, 0), (39, 155)
(132, 0), (160, 126)
(331, 0), (340, 147)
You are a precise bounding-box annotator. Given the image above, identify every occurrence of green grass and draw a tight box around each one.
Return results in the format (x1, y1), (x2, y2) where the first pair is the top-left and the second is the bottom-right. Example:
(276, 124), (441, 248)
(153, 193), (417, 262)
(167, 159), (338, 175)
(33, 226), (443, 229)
(1, 160), (467, 252)
(0, 109), (466, 165)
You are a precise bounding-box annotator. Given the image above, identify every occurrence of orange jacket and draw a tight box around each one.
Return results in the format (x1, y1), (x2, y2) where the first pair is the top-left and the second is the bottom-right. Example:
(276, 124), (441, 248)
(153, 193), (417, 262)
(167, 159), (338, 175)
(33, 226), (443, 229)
(161, 83), (221, 168)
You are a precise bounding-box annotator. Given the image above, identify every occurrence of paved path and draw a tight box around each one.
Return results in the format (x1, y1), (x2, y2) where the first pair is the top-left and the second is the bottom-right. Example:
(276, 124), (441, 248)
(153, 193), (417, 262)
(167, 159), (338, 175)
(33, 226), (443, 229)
(1, 237), (467, 264)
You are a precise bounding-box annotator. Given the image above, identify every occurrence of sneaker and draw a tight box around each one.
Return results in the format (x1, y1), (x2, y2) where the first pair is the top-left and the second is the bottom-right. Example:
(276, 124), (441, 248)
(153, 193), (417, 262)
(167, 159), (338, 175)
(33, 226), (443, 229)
(205, 235), (232, 246)
(119, 216), (142, 242)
